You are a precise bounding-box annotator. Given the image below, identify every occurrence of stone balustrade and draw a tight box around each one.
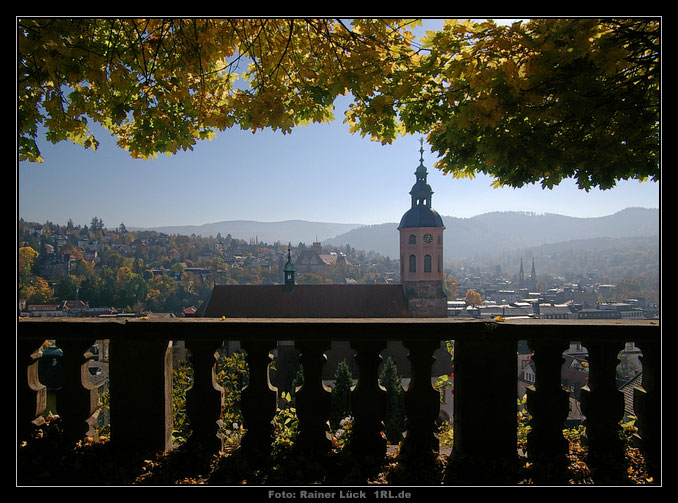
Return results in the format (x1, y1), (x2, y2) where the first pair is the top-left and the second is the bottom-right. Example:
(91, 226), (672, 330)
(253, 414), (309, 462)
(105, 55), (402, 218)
(17, 318), (660, 485)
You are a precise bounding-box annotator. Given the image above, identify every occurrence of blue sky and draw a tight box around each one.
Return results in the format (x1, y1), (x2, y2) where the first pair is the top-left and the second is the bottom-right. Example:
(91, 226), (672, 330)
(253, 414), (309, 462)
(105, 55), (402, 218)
(17, 19), (660, 230)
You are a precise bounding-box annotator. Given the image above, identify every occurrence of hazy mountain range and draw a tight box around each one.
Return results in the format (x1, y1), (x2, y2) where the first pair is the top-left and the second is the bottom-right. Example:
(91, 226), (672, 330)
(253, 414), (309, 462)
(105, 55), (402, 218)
(136, 207), (659, 260)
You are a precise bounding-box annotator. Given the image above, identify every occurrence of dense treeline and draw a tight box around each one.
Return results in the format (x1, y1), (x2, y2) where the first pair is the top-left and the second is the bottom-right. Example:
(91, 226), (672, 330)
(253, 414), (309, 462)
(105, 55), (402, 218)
(17, 218), (398, 313)
(18, 218), (240, 312)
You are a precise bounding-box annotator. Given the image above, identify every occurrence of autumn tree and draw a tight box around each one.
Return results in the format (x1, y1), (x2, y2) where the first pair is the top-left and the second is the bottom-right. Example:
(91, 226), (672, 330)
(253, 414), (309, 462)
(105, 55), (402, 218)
(349, 18), (660, 190)
(22, 276), (53, 304)
(19, 18), (420, 162)
(19, 18), (659, 191)
(18, 246), (39, 285)
(464, 289), (482, 307)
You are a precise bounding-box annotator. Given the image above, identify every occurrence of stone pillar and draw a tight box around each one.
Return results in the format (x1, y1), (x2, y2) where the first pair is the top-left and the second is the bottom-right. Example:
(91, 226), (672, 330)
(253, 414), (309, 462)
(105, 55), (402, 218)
(109, 335), (174, 454)
(448, 327), (517, 484)
(634, 336), (661, 484)
(401, 339), (440, 456)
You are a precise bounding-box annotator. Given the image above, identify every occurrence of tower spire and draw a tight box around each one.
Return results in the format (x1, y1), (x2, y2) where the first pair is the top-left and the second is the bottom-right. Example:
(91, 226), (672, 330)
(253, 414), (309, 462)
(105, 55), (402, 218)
(411, 138), (433, 208)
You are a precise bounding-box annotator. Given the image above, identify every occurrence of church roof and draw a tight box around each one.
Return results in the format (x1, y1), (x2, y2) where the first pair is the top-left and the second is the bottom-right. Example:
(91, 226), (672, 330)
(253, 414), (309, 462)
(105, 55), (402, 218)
(196, 284), (411, 318)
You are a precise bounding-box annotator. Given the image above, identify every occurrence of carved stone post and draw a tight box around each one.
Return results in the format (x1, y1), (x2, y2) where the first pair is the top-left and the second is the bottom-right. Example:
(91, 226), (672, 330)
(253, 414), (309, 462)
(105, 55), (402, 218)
(55, 337), (98, 447)
(525, 338), (570, 482)
(239, 339), (277, 459)
(349, 340), (387, 464)
(17, 337), (47, 443)
(580, 338), (626, 483)
(401, 339), (440, 457)
(295, 340), (331, 453)
(109, 335), (174, 454)
(184, 340), (224, 453)
(633, 336), (660, 483)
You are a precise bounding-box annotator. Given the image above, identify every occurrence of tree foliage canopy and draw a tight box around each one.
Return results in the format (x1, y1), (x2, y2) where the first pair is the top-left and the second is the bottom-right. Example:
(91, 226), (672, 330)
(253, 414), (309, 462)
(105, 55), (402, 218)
(19, 17), (659, 190)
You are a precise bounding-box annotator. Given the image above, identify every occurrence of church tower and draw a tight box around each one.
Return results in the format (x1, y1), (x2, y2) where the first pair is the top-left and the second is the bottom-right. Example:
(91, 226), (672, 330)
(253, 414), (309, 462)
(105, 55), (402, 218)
(398, 139), (447, 317)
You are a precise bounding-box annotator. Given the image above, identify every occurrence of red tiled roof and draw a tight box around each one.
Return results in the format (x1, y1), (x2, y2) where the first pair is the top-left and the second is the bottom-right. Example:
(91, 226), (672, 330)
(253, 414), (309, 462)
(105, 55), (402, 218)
(197, 284), (411, 318)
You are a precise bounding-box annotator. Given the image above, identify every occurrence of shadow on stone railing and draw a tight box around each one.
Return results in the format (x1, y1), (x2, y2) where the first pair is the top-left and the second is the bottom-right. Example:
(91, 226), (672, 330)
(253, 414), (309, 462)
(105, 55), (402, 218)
(17, 318), (660, 486)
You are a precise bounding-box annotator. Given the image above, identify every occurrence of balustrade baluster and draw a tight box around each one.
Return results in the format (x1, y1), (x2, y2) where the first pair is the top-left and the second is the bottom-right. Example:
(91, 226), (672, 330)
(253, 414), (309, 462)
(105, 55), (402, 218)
(295, 340), (331, 452)
(239, 339), (277, 459)
(18, 337), (47, 442)
(349, 340), (387, 464)
(184, 340), (224, 453)
(633, 336), (661, 484)
(580, 338), (626, 482)
(54, 337), (98, 446)
(109, 333), (173, 454)
(525, 338), (570, 482)
(401, 339), (440, 457)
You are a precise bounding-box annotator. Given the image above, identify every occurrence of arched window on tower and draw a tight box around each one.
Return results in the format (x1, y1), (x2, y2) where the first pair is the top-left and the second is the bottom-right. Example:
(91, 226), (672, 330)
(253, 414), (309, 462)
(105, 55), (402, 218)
(409, 254), (416, 273)
(424, 254), (432, 272)
(409, 234), (416, 244)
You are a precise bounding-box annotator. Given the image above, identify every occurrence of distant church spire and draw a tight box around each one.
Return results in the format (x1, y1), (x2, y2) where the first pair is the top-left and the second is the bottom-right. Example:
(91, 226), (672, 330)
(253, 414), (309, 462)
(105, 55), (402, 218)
(519, 257), (537, 291)
(283, 243), (295, 291)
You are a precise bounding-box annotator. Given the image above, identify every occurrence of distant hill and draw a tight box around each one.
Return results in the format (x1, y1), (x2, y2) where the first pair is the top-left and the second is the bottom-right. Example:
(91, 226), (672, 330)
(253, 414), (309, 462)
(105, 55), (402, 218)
(135, 207), (659, 260)
(132, 219), (361, 245)
(323, 207), (660, 260)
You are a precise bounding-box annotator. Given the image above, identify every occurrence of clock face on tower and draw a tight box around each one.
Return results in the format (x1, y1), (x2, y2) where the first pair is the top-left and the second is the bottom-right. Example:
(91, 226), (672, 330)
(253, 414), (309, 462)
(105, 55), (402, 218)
(423, 233), (433, 244)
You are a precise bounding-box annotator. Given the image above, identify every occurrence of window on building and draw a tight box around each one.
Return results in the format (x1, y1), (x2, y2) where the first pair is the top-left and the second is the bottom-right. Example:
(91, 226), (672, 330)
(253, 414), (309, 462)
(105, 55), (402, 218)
(409, 254), (416, 272)
(409, 234), (416, 244)
(424, 254), (432, 272)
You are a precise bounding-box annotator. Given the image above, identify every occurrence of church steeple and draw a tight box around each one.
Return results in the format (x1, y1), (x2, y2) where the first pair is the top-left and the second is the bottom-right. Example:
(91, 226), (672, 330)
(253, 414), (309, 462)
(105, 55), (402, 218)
(410, 138), (434, 209)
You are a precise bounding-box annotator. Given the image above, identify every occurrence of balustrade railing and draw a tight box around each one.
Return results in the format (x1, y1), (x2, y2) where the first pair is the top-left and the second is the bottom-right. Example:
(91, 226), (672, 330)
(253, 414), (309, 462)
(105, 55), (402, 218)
(17, 318), (660, 485)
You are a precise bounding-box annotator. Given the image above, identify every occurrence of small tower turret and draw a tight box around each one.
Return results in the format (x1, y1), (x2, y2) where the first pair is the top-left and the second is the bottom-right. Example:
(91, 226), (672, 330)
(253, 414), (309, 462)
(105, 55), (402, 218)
(283, 244), (296, 291)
